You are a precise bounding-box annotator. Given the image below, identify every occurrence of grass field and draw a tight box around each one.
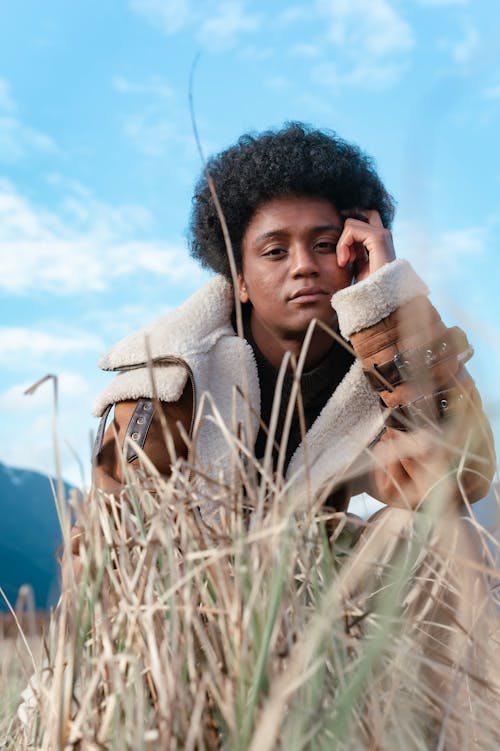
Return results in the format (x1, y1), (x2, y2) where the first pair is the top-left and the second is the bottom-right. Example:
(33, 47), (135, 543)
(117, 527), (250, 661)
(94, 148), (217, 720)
(1, 444), (499, 750)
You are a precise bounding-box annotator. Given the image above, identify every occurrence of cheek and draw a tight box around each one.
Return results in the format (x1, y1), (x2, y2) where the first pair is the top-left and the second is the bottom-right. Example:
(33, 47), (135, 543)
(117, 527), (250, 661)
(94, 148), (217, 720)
(245, 269), (275, 298)
(340, 265), (354, 288)
(245, 279), (282, 317)
(328, 262), (353, 291)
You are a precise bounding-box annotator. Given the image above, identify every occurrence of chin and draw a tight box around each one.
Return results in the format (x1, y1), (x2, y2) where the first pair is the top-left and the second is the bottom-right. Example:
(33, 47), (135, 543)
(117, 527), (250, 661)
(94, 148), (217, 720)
(299, 311), (335, 330)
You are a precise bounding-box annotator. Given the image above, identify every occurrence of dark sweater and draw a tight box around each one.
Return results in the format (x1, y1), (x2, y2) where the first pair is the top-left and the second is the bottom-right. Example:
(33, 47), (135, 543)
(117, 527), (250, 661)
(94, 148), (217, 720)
(244, 321), (355, 473)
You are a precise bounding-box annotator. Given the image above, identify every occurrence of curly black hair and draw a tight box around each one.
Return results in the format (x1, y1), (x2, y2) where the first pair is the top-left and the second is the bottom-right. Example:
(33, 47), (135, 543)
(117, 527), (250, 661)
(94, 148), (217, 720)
(189, 122), (395, 279)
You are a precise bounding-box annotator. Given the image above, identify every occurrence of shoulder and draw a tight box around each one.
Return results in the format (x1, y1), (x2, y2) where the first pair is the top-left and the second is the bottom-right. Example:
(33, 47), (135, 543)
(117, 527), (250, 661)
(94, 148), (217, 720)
(94, 386), (194, 491)
(98, 275), (234, 372)
(92, 275), (236, 417)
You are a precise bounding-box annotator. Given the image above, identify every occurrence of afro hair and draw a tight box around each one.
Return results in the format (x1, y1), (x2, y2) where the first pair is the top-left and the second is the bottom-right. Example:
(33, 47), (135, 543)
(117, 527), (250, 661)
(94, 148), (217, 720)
(189, 122), (395, 280)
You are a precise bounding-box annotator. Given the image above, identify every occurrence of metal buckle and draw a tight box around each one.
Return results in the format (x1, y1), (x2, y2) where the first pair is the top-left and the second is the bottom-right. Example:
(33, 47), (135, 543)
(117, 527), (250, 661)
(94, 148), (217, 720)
(393, 352), (411, 382)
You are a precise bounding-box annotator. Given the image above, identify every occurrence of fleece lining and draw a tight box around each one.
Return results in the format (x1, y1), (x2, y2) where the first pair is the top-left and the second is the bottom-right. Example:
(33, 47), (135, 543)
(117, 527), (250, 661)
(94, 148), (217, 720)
(332, 259), (429, 339)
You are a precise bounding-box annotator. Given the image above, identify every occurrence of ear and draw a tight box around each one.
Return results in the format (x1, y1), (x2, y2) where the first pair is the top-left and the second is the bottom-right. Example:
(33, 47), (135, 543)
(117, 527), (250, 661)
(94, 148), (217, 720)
(237, 273), (249, 303)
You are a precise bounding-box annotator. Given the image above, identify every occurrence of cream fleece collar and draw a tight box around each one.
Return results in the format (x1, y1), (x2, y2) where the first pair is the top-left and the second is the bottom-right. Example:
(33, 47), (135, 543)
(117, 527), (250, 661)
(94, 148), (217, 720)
(98, 275), (235, 372)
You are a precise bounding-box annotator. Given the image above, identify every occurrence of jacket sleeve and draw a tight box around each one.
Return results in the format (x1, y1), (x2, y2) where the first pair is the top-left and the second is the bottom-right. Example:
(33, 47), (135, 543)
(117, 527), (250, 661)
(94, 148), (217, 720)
(70, 384), (193, 562)
(93, 382), (193, 493)
(332, 260), (496, 509)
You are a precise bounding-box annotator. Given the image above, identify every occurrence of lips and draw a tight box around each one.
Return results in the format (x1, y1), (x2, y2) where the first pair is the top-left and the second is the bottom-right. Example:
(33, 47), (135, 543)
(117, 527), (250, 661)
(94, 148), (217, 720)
(289, 286), (328, 303)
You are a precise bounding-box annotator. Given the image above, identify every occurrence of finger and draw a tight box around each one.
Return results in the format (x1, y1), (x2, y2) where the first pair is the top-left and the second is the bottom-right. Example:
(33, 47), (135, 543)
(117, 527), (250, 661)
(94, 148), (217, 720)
(373, 461), (415, 509)
(340, 208), (369, 224)
(353, 244), (369, 279)
(336, 245), (356, 268)
(365, 210), (384, 228)
(336, 229), (357, 267)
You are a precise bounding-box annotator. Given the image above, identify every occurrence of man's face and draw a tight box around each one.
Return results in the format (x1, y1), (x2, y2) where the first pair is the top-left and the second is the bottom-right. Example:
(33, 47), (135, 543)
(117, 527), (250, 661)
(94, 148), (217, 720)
(238, 195), (352, 347)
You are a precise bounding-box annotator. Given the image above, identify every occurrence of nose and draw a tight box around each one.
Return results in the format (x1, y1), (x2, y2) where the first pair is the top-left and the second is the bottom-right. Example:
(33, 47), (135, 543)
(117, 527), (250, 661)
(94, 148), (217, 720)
(290, 244), (319, 278)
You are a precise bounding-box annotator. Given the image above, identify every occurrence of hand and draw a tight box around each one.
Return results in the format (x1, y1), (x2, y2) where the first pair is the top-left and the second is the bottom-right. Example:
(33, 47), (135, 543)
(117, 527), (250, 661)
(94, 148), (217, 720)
(371, 427), (453, 510)
(336, 210), (396, 283)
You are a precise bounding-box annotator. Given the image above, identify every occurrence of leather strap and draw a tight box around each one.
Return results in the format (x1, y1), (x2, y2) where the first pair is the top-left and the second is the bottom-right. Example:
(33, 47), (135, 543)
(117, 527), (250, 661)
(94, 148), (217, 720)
(124, 399), (155, 462)
(363, 327), (473, 392)
(92, 404), (112, 461)
(384, 387), (466, 431)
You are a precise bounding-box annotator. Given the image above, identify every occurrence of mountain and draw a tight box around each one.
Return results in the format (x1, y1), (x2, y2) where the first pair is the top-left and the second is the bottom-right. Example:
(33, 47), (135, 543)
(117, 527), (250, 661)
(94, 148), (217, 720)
(0, 462), (74, 611)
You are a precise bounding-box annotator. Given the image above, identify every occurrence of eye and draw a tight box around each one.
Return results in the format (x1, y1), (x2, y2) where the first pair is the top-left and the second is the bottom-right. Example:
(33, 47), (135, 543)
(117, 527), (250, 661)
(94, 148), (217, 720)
(313, 240), (337, 253)
(262, 246), (287, 258)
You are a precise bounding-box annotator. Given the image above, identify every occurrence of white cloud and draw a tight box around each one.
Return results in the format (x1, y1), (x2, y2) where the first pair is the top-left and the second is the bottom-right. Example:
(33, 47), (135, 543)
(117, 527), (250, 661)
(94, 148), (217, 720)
(438, 226), (487, 260)
(130, 0), (262, 50)
(317, 0), (414, 58)
(312, 58), (407, 92)
(108, 242), (207, 282)
(309, 0), (414, 92)
(84, 302), (172, 338)
(109, 73), (195, 158)
(394, 220), (488, 286)
(0, 328), (103, 364)
(0, 79), (57, 161)
(128, 0), (192, 35)
(1, 240), (107, 292)
(112, 74), (173, 99)
(0, 180), (205, 295)
(0, 116), (57, 162)
(0, 372), (92, 412)
(198, 1), (262, 50)
(122, 110), (188, 157)
(0, 389), (96, 485)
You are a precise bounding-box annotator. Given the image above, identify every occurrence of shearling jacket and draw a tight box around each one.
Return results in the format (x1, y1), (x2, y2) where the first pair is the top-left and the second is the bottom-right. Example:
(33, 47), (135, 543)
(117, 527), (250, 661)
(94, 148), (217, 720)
(91, 260), (495, 512)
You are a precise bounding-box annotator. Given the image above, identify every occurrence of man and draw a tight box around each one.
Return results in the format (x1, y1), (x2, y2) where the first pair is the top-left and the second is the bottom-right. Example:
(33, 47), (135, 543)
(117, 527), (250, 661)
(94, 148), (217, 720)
(72, 123), (497, 745)
(90, 123), (494, 513)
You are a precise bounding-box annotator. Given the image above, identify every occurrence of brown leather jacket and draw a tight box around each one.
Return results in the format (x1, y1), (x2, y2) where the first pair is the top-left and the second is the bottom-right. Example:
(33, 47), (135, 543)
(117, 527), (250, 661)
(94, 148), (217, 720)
(92, 291), (494, 511)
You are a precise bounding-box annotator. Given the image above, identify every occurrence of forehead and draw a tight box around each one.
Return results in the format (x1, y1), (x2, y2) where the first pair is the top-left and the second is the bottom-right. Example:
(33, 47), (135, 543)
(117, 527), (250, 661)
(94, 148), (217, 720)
(243, 195), (341, 241)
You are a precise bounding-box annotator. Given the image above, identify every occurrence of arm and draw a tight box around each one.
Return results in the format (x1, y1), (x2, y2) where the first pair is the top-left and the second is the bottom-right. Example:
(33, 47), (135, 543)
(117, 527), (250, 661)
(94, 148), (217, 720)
(333, 213), (496, 509)
(351, 298), (495, 508)
(70, 382), (193, 561)
(94, 383), (193, 492)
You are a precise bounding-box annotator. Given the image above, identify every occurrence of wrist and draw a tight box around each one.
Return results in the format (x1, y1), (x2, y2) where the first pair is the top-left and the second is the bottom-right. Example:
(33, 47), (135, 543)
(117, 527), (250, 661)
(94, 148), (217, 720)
(331, 259), (429, 339)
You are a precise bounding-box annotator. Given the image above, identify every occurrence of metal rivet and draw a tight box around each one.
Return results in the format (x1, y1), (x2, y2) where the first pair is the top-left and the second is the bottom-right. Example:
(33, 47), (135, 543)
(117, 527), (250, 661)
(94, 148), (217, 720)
(137, 416), (145, 425)
(143, 401), (152, 411)
(131, 432), (140, 440)
(440, 399), (448, 411)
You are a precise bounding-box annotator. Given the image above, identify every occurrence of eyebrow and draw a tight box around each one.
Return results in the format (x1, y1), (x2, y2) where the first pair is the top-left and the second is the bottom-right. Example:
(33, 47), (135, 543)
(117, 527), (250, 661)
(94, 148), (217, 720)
(252, 224), (342, 245)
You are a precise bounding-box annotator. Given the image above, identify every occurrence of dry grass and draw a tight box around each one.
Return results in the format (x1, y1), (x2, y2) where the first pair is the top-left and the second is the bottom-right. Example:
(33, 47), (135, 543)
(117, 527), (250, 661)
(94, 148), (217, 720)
(1, 434), (499, 750)
(2, 342), (500, 749)
(0, 619), (44, 748)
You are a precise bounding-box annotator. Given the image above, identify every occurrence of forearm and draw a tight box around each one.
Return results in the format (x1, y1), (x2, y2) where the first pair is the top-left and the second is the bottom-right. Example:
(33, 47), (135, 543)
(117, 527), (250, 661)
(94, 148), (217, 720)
(333, 261), (496, 508)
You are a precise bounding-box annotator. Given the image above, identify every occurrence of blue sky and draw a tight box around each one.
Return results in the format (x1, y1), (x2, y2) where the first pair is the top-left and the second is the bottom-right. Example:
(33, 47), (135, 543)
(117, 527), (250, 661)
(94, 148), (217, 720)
(1, 0), (499, 489)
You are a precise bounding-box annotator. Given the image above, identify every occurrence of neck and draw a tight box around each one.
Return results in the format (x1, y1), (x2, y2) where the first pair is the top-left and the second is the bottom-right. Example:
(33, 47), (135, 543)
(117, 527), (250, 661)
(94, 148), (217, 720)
(250, 313), (335, 370)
